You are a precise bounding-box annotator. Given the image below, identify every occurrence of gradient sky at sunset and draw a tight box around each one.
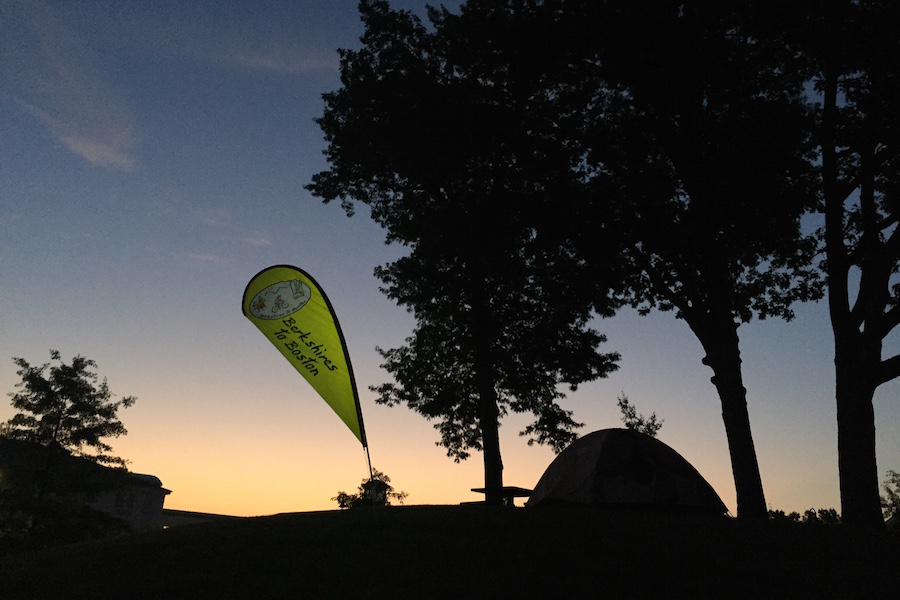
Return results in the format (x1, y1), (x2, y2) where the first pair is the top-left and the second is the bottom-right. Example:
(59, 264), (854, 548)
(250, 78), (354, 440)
(2, 0), (899, 517)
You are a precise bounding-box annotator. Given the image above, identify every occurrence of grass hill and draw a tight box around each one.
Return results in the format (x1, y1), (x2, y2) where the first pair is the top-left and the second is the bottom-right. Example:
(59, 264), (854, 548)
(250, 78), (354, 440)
(2, 505), (898, 599)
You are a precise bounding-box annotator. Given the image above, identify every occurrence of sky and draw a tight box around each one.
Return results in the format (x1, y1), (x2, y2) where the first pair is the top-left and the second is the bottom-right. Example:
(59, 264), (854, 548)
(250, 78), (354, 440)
(2, 0), (899, 518)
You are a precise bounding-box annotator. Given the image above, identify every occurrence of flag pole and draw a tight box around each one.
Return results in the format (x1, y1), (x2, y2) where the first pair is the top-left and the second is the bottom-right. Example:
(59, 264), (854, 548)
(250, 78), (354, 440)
(365, 444), (375, 481)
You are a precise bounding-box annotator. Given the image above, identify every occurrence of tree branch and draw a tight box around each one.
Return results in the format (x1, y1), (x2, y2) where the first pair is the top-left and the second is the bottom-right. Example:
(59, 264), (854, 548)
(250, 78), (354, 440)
(873, 303), (900, 341)
(878, 354), (900, 387)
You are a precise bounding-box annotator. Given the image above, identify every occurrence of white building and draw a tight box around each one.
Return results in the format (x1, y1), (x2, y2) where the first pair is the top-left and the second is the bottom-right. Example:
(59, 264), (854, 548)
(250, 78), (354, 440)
(89, 473), (171, 530)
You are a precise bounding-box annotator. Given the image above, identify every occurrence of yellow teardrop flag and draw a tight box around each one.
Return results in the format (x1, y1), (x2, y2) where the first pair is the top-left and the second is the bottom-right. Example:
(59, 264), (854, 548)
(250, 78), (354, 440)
(242, 265), (367, 447)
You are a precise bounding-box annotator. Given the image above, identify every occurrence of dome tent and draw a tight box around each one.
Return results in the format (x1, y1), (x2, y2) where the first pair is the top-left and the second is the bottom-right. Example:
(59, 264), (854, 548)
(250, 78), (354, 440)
(527, 428), (728, 515)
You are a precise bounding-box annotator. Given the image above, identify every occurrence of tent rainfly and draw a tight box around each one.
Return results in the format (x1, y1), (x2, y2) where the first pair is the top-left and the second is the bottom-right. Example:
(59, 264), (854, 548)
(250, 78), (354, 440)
(527, 428), (728, 515)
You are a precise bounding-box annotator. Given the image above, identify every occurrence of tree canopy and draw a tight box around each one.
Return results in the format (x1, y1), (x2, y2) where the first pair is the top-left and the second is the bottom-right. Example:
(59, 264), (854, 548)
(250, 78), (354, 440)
(803, 0), (900, 528)
(311, 1), (855, 518)
(435, 0), (822, 519)
(2, 350), (135, 468)
(308, 0), (620, 501)
(332, 469), (408, 509)
(578, 0), (821, 520)
(617, 394), (663, 438)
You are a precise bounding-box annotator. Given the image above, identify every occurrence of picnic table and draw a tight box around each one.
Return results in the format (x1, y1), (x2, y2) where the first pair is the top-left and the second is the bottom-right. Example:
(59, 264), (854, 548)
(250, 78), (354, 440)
(470, 486), (533, 506)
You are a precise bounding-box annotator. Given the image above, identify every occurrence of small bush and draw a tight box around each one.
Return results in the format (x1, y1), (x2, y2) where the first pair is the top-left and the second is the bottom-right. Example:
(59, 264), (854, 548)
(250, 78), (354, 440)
(768, 508), (841, 525)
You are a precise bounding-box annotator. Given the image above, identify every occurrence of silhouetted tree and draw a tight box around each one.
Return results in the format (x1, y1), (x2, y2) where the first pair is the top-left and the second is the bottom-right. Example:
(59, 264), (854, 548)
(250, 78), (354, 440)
(768, 507), (842, 525)
(2, 351), (137, 549)
(617, 394), (663, 438)
(798, 0), (900, 528)
(442, 0), (821, 519)
(2, 350), (135, 468)
(803, 508), (842, 525)
(332, 469), (408, 509)
(308, 0), (619, 502)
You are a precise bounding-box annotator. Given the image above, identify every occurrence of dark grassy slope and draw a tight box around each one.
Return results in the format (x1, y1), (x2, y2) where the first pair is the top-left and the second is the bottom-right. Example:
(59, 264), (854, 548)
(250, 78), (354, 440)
(2, 505), (898, 599)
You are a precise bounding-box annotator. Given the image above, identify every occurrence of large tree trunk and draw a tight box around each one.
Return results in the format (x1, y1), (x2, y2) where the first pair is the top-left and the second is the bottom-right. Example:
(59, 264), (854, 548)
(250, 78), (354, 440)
(477, 380), (504, 505)
(827, 201), (886, 528)
(834, 347), (883, 527)
(472, 283), (504, 505)
(689, 313), (768, 520)
(821, 54), (886, 529)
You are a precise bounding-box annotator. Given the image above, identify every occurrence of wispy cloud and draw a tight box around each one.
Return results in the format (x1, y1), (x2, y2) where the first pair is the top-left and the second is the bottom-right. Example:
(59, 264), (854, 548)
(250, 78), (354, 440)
(196, 205), (273, 249)
(1, 1), (343, 168)
(198, 206), (237, 230)
(242, 233), (272, 247)
(1, 0), (137, 171)
(230, 43), (339, 74)
(187, 253), (221, 264)
(58, 136), (135, 171)
(143, 195), (275, 251)
(113, 3), (342, 74)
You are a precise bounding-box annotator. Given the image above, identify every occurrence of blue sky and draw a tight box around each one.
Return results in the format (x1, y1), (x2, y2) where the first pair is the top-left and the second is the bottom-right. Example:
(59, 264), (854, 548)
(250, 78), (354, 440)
(2, 0), (898, 516)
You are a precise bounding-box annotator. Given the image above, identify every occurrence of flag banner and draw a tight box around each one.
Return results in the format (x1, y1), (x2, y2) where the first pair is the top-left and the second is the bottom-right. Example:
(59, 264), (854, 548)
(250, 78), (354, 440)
(242, 265), (367, 446)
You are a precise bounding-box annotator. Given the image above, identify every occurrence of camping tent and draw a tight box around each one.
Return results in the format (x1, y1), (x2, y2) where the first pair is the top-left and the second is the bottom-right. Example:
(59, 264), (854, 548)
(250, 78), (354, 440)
(527, 428), (728, 515)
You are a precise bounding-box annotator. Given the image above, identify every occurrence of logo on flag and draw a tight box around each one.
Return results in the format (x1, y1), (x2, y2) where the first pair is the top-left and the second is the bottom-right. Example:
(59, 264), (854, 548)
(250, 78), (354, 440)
(247, 279), (312, 320)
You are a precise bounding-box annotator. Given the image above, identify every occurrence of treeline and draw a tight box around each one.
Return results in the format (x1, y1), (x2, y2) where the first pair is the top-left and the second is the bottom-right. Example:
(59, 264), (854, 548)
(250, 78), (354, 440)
(308, 0), (899, 527)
